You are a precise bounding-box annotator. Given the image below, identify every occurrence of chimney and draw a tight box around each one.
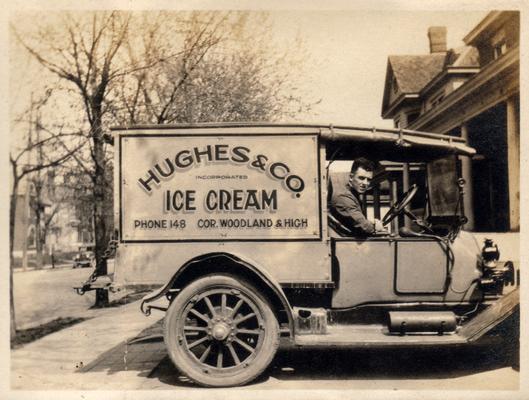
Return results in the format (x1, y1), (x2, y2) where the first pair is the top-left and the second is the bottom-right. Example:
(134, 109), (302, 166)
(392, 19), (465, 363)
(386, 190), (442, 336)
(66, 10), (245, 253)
(428, 26), (447, 53)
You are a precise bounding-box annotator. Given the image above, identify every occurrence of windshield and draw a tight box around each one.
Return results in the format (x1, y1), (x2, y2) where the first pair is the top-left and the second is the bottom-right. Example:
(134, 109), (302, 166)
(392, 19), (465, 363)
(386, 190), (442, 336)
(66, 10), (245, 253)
(426, 155), (461, 217)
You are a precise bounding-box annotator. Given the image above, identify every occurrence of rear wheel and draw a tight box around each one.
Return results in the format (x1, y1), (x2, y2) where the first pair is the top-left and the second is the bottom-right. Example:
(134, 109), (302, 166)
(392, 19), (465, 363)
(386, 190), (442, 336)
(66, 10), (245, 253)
(164, 274), (280, 387)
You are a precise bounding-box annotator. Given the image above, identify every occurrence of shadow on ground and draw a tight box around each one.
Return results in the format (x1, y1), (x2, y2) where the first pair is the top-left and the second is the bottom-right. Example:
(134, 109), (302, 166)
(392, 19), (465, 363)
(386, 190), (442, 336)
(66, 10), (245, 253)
(79, 320), (518, 388)
(89, 290), (151, 309)
(12, 317), (90, 349)
(79, 320), (166, 378)
(151, 345), (517, 387)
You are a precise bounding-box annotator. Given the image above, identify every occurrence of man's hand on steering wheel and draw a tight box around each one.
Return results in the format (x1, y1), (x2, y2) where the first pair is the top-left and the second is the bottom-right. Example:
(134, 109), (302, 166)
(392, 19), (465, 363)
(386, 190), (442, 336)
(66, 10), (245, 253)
(374, 219), (385, 232)
(382, 184), (418, 226)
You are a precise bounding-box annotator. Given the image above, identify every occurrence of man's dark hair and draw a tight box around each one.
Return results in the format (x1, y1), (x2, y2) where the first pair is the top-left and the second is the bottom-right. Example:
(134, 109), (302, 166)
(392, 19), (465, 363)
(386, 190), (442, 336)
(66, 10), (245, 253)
(351, 157), (375, 174)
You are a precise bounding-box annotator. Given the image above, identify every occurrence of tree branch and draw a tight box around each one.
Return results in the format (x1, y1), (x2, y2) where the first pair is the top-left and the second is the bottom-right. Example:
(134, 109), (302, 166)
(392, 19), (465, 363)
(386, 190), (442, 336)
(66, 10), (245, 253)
(17, 140), (85, 181)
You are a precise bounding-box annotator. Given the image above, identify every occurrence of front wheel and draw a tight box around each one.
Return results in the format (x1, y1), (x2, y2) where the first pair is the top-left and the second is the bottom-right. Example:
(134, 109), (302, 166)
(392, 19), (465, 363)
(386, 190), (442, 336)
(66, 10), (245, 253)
(164, 274), (280, 387)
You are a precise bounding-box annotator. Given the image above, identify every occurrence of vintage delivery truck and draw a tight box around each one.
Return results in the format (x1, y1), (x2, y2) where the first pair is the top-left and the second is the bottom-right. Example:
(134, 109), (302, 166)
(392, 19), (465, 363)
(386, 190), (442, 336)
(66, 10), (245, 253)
(79, 123), (519, 387)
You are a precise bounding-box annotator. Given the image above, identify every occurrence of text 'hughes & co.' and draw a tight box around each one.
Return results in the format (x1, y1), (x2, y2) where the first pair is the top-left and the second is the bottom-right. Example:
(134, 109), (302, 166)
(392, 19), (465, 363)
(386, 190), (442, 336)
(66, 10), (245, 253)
(135, 144), (306, 213)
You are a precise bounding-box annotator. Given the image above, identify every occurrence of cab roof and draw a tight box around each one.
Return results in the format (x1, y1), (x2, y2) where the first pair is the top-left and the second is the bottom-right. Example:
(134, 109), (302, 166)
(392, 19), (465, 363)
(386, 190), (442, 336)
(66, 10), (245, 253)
(111, 122), (475, 160)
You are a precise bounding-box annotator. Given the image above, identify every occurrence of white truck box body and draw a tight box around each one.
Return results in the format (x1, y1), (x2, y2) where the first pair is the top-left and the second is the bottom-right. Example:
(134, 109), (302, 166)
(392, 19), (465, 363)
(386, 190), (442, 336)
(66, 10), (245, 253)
(113, 126), (331, 287)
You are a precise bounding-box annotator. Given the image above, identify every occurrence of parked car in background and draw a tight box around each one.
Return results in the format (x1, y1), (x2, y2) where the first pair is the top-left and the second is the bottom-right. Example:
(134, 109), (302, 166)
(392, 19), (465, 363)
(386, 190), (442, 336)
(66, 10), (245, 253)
(73, 245), (95, 268)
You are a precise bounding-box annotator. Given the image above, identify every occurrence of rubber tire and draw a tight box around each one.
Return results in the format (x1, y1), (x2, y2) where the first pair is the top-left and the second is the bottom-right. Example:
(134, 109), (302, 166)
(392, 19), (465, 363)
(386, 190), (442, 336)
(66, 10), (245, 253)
(164, 274), (280, 387)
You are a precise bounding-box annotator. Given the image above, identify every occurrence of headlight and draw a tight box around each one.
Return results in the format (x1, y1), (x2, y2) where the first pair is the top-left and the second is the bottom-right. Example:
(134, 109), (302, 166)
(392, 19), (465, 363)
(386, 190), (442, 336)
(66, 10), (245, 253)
(481, 238), (500, 264)
(480, 238), (516, 294)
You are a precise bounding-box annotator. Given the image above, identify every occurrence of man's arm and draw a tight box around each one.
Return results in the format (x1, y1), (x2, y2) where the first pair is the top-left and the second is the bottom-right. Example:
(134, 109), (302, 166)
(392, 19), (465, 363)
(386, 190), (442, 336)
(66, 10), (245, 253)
(331, 192), (375, 234)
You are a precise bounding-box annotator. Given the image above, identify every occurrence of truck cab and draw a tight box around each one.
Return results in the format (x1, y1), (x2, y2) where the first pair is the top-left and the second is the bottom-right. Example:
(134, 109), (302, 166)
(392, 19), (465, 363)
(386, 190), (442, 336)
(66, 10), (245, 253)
(85, 123), (518, 387)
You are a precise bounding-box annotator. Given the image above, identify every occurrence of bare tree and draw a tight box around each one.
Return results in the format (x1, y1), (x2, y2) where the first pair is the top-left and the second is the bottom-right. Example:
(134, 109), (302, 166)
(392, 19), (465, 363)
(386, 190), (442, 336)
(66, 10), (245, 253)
(15, 12), (141, 306)
(27, 111), (50, 269)
(9, 91), (84, 339)
(111, 12), (314, 125)
(13, 10), (317, 308)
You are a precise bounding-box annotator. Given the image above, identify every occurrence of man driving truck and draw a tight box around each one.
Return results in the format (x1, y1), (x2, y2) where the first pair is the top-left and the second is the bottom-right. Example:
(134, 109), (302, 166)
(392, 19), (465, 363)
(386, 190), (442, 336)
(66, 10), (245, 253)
(330, 157), (386, 236)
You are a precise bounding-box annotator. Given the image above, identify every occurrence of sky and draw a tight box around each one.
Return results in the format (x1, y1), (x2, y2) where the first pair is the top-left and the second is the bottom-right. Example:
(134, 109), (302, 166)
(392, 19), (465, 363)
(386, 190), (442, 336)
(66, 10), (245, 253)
(8, 8), (489, 135)
(267, 10), (489, 128)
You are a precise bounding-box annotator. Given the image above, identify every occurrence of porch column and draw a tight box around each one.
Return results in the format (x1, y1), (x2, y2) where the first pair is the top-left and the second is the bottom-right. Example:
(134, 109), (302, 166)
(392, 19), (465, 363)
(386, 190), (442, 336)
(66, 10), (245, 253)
(460, 123), (474, 230)
(506, 96), (520, 231)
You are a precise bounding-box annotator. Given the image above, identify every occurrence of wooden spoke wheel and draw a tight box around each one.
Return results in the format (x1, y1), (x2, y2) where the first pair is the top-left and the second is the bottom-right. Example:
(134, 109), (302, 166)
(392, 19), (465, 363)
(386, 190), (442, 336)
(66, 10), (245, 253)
(164, 274), (280, 387)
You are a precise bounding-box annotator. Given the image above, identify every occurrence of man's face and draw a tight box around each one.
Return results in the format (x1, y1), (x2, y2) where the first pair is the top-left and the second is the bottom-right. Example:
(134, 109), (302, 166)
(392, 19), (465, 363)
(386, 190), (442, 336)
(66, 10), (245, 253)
(349, 167), (373, 194)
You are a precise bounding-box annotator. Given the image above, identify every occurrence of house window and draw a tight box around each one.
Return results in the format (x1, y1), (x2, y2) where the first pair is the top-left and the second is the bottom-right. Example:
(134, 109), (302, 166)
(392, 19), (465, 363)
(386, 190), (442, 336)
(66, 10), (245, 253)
(429, 91), (445, 109)
(407, 110), (421, 125)
(27, 226), (36, 248)
(493, 40), (507, 59)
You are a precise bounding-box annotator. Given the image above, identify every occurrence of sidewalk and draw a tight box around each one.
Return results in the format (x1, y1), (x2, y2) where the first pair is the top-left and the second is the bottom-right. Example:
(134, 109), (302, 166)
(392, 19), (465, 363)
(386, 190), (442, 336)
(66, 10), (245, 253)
(11, 299), (163, 390)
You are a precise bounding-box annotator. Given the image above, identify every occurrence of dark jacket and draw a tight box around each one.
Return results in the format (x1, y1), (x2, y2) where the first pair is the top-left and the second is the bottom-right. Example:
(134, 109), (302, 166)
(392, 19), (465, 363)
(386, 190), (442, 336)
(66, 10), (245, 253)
(330, 183), (375, 235)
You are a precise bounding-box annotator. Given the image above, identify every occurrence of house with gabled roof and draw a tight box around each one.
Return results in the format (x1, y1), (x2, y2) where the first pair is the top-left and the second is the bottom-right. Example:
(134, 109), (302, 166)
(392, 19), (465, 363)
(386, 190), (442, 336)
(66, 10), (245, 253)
(381, 12), (520, 232)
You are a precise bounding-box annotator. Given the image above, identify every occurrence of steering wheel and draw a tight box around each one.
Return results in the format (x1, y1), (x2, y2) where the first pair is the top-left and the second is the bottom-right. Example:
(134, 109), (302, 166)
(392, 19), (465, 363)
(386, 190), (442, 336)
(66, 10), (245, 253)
(382, 184), (418, 226)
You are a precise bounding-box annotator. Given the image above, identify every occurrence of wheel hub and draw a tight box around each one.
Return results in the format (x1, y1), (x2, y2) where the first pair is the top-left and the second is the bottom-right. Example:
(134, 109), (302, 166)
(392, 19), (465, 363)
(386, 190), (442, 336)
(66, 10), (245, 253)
(211, 322), (231, 341)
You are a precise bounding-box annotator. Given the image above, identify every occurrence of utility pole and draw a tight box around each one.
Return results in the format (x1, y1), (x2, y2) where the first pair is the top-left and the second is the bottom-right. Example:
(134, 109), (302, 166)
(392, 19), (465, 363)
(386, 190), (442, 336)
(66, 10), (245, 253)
(21, 93), (34, 271)
(34, 110), (44, 268)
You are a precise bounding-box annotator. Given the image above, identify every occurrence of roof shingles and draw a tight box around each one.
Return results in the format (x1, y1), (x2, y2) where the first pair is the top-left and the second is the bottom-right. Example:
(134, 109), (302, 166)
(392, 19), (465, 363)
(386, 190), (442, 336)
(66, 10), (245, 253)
(389, 54), (447, 93)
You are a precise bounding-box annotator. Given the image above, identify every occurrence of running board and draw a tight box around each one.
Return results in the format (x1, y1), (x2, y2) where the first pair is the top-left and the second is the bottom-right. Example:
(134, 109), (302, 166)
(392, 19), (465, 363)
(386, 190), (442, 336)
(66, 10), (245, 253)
(294, 324), (466, 347)
(294, 288), (519, 348)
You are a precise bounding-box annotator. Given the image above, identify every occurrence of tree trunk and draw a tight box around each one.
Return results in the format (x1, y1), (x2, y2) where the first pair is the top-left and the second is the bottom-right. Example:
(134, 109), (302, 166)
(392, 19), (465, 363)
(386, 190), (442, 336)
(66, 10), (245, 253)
(21, 189), (30, 271)
(92, 111), (110, 307)
(10, 250), (16, 340)
(94, 259), (109, 307)
(35, 206), (43, 269)
(10, 179), (19, 339)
